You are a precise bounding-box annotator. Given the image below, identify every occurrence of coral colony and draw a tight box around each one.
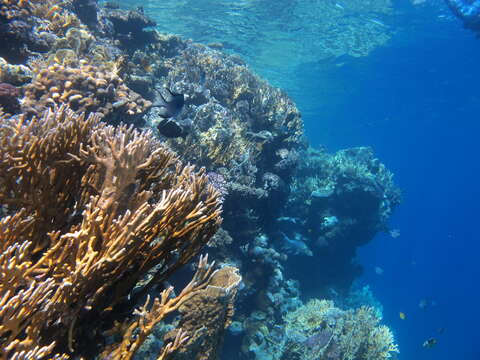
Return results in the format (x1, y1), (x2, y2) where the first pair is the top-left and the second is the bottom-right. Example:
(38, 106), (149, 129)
(0, 1), (400, 359)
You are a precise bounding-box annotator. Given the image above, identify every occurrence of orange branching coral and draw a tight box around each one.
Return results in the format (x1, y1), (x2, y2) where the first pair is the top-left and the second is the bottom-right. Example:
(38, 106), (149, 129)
(0, 107), (99, 251)
(0, 105), (222, 358)
(102, 255), (218, 360)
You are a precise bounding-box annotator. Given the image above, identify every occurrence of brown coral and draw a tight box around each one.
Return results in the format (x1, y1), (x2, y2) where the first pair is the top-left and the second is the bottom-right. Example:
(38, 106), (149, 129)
(0, 105), (222, 358)
(165, 266), (242, 360)
(22, 59), (151, 120)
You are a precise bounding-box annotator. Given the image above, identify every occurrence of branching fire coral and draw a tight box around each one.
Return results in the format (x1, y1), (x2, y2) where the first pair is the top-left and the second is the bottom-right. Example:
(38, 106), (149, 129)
(0, 105), (223, 358)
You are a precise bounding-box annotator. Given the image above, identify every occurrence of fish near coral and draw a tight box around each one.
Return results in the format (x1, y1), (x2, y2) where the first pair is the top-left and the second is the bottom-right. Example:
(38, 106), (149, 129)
(157, 118), (185, 138)
(153, 87), (186, 138)
(153, 87), (185, 118)
(279, 231), (313, 256)
(423, 337), (437, 348)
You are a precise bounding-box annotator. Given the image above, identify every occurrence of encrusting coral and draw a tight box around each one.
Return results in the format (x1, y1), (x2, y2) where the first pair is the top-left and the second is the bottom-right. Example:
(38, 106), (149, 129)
(0, 105), (224, 358)
(164, 265), (242, 360)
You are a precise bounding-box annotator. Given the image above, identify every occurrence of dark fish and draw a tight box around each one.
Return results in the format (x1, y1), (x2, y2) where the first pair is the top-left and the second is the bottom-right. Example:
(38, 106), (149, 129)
(157, 118), (184, 138)
(153, 88), (185, 119)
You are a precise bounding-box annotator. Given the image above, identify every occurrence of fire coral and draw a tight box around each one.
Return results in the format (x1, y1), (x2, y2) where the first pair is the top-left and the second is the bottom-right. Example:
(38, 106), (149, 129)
(0, 105), (222, 358)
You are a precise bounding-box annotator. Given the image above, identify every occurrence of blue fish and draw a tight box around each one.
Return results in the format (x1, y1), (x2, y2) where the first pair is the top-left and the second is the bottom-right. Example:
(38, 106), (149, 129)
(279, 232), (313, 256)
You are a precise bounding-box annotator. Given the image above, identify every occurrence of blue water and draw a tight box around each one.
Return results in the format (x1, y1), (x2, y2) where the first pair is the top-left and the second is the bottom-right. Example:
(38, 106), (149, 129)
(119, 0), (479, 358)
(307, 6), (480, 360)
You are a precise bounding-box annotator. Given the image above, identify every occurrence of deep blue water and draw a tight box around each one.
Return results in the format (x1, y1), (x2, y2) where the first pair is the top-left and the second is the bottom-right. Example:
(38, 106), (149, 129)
(299, 6), (480, 360)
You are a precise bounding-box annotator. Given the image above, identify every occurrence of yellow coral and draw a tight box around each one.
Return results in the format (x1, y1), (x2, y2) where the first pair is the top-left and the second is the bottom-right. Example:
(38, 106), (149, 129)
(283, 300), (399, 360)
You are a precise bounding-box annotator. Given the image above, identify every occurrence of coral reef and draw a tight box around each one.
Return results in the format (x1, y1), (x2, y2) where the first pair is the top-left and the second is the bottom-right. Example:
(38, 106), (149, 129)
(164, 266), (242, 360)
(280, 299), (399, 360)
(142, 35), (303, 170)
(22, 57), (151, 120)
(0, 0), (83, 62)
(244, 298), (399, 360)
(0, 1), (403, 359)
(0, 56), (32, 84)
(0, 0), (152, 123)
(281, 146), (401, 294)
(0, 105), (222, 358)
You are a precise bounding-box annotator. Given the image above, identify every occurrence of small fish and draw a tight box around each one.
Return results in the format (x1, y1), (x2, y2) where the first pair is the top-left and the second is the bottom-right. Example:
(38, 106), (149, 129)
(279, 232), (313, 256)
(335, 3), (344, 10)
(437, 327), (445, 334)
(153, 88), (185, 119)
(389, 228), (401, 238)
(419, 298), (428, 309)
(276, 216), (301, 224)
(374, 266), (384, 275)
(422, 337), (437, 348)
(399, 312), (406, 320)
(368, 18), (386, 27)
(157, 118), (185, 138)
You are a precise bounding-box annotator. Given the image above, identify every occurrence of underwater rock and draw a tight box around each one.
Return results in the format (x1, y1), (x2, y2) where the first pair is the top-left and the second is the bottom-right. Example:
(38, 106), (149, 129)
(73, 0), (99, 28)
(0, 82), (19, 114)
(0, 57), (32, 85)
(164, 266), (242, 360)
(0, 17), (49, 62)
(446, 0), (480, 33)
(106, 7), (157, 47)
